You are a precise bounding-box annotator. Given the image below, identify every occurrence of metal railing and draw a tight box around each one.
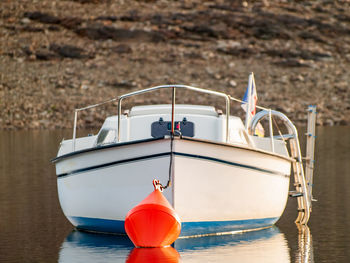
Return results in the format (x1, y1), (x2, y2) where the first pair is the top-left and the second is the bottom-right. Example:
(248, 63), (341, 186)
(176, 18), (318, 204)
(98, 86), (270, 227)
(71, 76), (286, 154)
(71, 84), (275, 151)
(72, 98), (117, 151)
(116, 85), (231, 143)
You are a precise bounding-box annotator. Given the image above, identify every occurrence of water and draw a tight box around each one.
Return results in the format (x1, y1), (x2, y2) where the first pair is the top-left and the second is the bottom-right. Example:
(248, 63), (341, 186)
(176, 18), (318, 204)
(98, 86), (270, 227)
(0, 127), (349, 262)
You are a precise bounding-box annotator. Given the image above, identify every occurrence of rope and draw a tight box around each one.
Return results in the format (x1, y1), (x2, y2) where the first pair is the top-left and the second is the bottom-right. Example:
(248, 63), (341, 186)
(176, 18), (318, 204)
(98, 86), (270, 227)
(163, 133), (174, 189)
(162, 87), (176, 190)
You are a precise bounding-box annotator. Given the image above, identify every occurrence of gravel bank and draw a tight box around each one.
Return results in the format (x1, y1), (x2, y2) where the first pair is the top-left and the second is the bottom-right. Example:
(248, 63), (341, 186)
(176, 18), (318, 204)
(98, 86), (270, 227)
(1, 0), (350, 130)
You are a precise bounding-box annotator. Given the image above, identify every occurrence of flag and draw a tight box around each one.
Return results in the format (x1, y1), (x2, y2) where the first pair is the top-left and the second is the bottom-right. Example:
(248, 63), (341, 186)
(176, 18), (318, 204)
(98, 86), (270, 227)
(242, 73), (258, 131)
(241, 75), (257, 117)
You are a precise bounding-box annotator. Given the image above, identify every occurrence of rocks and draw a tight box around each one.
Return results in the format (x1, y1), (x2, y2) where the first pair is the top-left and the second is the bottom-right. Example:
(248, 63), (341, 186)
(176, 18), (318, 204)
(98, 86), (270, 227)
(1, 0), (350, 129)
(111, 44), (132, 54)
(24, 11), (61, 24)
(216, 40), (256, 58)
(273, 59), (315, 68)
(75, 25), (165, 42)
(22, 44), (93, 60)
(60, 17), (84, 30)
(49, 44), (93, 59)
(34, 50), (58, 61)
(229, 80), (237, 87)
(71, 0), (108, 3)
(104, 80), (137, 88)
(182, 24), (222, 39)
(264, 49), (333, 61)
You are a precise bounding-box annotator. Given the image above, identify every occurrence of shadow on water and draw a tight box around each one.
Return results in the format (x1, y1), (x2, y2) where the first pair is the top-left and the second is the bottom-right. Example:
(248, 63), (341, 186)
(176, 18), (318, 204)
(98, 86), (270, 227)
(58, 225), (313, 262)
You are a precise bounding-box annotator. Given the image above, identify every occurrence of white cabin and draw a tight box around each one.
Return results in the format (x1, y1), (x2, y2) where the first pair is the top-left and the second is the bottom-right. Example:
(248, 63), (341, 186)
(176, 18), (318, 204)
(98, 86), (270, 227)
(58, 104), (289, 158)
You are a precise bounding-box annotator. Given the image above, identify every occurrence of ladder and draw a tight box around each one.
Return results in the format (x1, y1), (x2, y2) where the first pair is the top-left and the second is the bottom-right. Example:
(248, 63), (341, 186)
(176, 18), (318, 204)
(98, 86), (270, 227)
(289, 105), (317, 224)
(305, 105), (317, 205)
(250, 106), (317, 224)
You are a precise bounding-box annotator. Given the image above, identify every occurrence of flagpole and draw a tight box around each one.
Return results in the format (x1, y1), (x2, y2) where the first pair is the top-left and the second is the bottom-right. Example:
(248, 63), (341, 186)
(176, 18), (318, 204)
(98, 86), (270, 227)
(245, 72), (253, 130)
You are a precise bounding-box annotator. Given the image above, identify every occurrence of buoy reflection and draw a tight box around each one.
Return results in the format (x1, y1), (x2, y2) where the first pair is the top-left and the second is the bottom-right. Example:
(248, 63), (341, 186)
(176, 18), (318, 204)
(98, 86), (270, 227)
(126, 246), (180, 263)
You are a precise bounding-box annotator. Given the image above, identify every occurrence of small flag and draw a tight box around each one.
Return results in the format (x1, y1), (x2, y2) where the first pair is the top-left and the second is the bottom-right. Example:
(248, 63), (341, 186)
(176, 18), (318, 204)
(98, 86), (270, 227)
(241, 75), (257, 117)
(242, 73), (258, 130)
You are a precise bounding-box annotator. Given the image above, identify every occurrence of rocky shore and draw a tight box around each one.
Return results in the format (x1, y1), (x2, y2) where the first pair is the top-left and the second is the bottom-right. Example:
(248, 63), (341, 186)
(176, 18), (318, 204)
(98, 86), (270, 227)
(1, 0), (350, 130)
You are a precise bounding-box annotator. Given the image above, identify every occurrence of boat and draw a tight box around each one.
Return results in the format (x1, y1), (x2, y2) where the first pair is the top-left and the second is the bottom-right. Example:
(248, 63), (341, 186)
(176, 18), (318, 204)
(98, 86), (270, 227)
(52, 73), (316, 237)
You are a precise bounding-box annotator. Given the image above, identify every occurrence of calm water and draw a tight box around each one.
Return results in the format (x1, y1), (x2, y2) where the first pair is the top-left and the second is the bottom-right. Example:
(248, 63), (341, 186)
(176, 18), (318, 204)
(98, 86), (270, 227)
(0, 126), (349, 262)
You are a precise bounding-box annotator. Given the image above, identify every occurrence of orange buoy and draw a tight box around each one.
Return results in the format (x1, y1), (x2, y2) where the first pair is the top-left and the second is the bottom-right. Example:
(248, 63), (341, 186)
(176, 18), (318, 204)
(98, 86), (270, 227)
(126, 247), (180, 263)
(124, 179), (181, 247)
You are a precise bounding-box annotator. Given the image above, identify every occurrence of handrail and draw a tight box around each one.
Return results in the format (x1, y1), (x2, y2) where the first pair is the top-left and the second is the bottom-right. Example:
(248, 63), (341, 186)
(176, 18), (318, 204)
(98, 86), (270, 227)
(71, 84), (278, 151)
(72, 98), (117, 151)
(250, 110), (312, 224)
(116, 85), (231, 143)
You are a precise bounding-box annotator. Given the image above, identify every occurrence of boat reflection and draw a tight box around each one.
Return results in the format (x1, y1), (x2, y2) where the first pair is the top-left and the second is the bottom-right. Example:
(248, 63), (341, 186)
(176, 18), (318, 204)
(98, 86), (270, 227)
(59, 231), (133, 262)
(175, 227), (290, 262)
(59, 225), (313, 262)
(58, 231), (180, 263)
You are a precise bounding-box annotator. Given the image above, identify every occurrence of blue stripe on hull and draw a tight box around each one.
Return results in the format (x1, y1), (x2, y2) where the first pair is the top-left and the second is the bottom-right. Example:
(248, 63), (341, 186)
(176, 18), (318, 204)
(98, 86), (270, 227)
(68, 216), (279, 236)
(70, 216), (126, 234)
(181, 217), (279, 236)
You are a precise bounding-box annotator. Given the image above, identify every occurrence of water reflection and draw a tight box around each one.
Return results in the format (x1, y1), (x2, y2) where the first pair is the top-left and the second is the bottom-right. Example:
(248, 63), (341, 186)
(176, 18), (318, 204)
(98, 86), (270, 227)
(58, 225), (315, 262)
(127, 247), (180, 262)
(296, 224), (314, 263)
(176, 227), (290, 262)
(59, 231), (133, 262)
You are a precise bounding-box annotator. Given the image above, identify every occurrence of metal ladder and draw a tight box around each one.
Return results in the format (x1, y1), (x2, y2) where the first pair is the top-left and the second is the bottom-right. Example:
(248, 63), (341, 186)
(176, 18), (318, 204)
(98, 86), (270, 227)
(289, 105), (317, 224)
(250, 105), (317, 224)
(304, 105), (317, 205)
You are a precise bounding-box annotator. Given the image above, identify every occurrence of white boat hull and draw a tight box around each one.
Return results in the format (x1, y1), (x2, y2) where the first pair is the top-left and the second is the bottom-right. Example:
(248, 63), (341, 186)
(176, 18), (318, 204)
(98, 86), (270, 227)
(55, 137), (291, 236)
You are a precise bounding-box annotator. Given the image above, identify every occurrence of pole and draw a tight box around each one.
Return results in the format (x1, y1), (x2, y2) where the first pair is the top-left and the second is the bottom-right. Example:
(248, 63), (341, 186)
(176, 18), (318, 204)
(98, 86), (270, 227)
(171, 87), (176, 135)
(269, 109), (275, 153)
(117, 98), (122, 142)
(72, 109), (78, 151)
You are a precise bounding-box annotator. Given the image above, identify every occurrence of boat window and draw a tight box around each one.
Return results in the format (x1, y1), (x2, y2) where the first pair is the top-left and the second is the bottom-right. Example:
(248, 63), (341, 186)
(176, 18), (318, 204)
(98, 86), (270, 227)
(96, 129), (116, 145)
